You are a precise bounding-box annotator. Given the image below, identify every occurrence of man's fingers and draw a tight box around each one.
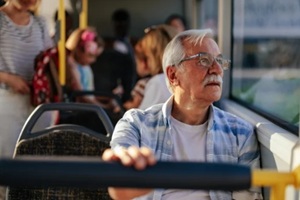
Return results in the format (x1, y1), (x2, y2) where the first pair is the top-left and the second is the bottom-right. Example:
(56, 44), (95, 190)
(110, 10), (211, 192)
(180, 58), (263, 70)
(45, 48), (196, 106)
(128, 146), (156, 170)
(102, 147), (157, 170)
(102, 149), (120, 161)
(127, 146), (147, 170)
(140, 146), (156, 166)
(114, 147), (134, 166)
(102, 148), (133, 166)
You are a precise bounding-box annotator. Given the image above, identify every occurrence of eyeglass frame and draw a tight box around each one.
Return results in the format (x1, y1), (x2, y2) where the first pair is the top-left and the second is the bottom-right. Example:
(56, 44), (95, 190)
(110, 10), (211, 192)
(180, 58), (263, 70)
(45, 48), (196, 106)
(177, 52), (231, 70)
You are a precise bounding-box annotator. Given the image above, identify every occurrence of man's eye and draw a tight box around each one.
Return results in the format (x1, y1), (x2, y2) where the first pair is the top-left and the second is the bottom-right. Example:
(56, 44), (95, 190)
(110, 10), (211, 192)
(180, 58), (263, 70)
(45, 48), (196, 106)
(199, 58), (210, 66)
(215, 57), (223, 64)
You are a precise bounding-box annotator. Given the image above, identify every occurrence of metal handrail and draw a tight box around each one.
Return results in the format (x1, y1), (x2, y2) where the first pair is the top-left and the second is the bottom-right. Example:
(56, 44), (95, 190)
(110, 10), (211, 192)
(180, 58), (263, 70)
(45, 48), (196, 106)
(1, 158), (299, 200)
(0, 158), (250, 190)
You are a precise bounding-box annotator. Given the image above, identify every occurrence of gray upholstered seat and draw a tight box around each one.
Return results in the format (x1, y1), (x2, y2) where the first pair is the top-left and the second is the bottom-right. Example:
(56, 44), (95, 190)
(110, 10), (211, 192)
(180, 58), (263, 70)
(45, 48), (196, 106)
(8, 103), (114, 200)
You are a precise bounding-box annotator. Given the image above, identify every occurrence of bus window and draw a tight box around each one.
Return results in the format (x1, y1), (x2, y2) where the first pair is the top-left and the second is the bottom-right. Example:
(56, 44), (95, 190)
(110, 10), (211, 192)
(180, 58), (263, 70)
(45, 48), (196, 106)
(199, 0), (218, 37)
(231, 0), (300, 134)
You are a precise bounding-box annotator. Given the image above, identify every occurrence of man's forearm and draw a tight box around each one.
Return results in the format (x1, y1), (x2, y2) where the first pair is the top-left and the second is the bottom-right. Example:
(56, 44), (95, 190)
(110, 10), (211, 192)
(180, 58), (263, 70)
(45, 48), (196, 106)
(108, 187), (153, 200)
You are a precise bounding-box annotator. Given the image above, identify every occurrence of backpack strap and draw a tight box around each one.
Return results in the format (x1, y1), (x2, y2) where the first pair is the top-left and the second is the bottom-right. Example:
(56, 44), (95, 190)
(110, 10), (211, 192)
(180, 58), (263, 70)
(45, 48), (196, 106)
(49, 54), (63, 102)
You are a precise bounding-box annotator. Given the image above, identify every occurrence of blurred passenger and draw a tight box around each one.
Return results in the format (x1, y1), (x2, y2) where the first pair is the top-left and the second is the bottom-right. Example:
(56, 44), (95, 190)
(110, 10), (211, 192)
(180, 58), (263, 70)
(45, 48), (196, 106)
(111, 8), (135, 60)
(0, 0), (53, 198)
(122, 41), (151, 110)
(102, 29), (262, 200)
(126, 24), (178, 110)
(53, 9), (74, 43)
(90, 8), (137, 105)
(66, 27), (123, 126)
(91, 48), (136, 104)
(0, 0), (53, 157)
(165, 13), (187, 32)
(66, 27), (102, 103)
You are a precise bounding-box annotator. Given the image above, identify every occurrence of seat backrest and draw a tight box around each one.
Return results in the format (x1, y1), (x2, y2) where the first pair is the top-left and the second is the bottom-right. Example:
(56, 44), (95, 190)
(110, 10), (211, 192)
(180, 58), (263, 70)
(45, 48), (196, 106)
(15, 128), (109, 156)
(8, 128), (112, 200)
(8, 103), (114, 200)
(18, 102), (114, 142)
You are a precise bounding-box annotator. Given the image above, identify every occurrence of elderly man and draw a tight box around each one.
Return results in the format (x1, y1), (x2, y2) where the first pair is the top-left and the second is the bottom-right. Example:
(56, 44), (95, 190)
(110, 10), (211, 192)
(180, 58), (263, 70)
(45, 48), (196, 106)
(102, 29), (262, 200)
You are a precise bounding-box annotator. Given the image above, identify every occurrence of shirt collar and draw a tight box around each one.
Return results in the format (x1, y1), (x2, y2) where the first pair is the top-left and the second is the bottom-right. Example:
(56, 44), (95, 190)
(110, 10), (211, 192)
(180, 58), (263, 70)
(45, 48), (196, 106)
(207, 105), (215, 131)
(162, 95), (174, 126)
(162, 95), (215, 130)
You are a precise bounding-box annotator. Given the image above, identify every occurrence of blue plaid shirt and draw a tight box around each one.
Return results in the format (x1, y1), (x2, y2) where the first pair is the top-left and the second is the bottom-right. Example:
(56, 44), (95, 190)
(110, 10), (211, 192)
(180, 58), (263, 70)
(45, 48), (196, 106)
(111, 97), (261, 200)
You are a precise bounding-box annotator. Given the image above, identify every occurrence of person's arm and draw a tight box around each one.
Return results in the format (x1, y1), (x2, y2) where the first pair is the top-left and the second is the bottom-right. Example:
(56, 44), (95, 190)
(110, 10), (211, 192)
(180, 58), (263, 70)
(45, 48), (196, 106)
(0, 71), (30, 94)
(123, 93), (143, 110)
(123, 78), (149, 110)
(102, 146), (156, 200)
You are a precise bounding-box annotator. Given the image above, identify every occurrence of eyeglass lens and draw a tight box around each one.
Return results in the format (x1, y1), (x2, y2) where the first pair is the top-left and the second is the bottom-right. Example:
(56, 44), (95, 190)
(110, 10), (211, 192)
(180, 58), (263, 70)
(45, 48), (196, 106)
(199, 53), (229, 69)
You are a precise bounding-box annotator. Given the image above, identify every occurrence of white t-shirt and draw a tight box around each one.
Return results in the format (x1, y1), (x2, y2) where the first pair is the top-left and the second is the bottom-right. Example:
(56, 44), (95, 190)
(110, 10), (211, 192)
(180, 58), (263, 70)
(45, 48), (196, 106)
(162, 116), (210, 200)
(139, 73), (171, 110)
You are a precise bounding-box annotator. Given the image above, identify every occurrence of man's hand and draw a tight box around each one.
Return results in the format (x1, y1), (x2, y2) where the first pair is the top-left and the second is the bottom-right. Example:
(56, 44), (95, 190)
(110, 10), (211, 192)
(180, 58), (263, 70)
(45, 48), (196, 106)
(102, 146), (157, 199)
(102, 146), (156, 170)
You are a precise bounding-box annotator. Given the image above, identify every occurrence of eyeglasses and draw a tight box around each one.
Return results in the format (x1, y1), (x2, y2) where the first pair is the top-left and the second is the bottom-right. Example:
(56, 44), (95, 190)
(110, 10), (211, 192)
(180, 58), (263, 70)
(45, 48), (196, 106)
(179, 52), (231, 70)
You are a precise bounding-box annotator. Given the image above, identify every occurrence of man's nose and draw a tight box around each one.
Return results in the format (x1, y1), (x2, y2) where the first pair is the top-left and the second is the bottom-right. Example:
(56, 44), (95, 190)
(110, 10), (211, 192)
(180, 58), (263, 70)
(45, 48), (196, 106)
(209, 59), (223, 74)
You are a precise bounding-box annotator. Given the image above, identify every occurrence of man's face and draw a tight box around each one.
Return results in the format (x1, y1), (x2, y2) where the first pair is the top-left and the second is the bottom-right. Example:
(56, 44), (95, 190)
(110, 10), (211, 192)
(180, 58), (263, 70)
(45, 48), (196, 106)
(174, 37), (224, 104)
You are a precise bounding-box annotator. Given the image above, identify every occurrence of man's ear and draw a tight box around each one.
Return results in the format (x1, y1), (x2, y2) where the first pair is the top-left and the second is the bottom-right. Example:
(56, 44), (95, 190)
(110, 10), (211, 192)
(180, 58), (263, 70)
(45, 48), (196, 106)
(166, 66), (178, 86)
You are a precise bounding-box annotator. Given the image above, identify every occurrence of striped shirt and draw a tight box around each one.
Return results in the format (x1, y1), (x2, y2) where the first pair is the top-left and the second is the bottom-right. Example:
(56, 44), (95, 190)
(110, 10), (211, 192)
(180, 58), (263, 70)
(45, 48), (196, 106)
(131, 77), (150, 98)
(0, 12), (53, 81)
(111, 96), (261, 200)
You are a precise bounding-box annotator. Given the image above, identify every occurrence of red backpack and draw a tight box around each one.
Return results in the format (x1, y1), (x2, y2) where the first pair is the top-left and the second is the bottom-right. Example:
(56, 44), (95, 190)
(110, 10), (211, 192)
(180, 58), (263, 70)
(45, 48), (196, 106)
(31, 47), (62, 107)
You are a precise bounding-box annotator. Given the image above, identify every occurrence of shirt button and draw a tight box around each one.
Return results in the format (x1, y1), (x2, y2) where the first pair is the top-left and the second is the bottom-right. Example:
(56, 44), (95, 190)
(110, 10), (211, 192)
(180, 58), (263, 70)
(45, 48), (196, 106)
(167, 140), (171, 145)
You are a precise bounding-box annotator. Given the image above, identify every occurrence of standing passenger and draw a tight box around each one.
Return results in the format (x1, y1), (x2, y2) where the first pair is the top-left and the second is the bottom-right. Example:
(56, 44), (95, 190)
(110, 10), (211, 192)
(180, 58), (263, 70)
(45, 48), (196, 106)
(0, 0), (53, 158)
(111, 8), (135, 60)
(0, 0), (53, 199)
(53, 9), (74, 43)
(102, 29), (262, 200)
(91, 47), (136, 104)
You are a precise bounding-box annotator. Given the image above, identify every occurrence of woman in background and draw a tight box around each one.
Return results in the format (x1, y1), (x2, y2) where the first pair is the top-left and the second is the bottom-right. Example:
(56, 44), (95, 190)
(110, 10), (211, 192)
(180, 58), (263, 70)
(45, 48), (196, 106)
(124, 24), (178, 110)
(123, 40), (151, 110)
(0, 0), (53, 198)
(0, 0), (53, 157)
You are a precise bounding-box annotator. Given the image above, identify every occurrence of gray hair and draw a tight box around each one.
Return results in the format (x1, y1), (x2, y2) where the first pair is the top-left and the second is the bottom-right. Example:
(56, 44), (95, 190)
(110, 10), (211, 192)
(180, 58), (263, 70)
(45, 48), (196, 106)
(162, 29), (214, 93)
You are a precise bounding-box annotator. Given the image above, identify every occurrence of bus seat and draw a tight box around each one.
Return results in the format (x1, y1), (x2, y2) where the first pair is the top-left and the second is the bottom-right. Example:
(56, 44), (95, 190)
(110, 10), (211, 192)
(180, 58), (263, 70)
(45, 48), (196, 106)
(8, 128), (111, 200)
(7, 103), (114, 200)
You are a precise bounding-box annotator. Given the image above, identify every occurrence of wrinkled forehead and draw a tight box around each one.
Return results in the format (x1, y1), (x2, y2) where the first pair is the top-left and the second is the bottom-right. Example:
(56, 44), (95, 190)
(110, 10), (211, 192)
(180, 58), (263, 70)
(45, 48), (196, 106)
(182, 37), (221, 56)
